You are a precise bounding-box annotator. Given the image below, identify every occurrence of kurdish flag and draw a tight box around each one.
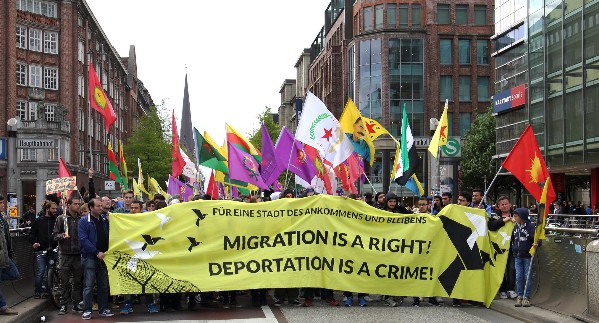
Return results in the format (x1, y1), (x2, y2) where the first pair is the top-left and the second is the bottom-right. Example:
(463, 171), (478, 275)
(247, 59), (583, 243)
(89, 64), (117, 133)
(226, 123), (262, 163)
(107, 141), (121, 182)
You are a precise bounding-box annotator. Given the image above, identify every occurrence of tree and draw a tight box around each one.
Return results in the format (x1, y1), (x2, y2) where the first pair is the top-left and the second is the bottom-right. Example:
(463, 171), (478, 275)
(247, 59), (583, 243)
(124, 105), (172, 187)
(248, 106), (281, 151)
(459, 108), (497, 195)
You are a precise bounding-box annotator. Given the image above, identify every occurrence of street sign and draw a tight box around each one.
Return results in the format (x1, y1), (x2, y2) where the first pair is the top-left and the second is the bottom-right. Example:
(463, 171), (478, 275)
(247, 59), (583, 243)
(17, 138), (57, 149)
(441, 137), (461, 157)
(105, 181), (116, 191)
(9, 207), (17, 218)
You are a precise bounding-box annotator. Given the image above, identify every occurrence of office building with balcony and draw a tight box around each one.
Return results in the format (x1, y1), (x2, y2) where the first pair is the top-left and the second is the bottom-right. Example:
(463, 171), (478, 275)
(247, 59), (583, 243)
(492, 0), (599, 206)
(0, 0), (153, 216)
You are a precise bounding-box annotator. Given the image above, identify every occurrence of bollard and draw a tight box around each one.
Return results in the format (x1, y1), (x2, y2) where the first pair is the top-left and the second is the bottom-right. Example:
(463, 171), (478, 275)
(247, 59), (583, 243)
(587, 239), (599, 318)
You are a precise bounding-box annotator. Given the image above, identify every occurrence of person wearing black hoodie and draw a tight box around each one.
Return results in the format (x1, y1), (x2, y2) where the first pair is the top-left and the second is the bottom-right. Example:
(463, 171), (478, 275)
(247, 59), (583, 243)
(511, 207), (539, 308)
(30, 200), (59, 299)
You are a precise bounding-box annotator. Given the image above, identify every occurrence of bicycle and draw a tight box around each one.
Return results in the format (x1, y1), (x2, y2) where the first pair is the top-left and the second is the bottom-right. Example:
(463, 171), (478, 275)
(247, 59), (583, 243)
(41, 247), (61, 309)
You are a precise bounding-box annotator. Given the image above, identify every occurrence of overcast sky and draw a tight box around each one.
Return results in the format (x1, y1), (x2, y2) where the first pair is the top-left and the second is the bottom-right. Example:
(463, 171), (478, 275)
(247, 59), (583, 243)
(86, 0), (329, 145)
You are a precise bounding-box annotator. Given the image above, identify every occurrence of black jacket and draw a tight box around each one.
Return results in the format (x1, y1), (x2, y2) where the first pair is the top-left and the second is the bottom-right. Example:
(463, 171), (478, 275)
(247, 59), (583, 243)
(29, 215), (58, 251)
(382, 192), (410, 214)
(488, 210), (514, 231)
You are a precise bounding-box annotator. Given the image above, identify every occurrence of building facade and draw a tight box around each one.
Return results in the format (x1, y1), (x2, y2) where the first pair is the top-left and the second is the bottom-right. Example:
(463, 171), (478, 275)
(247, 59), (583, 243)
(493, 0), (599, 206)
(301, 0), (495, 195)
(0, 0), (152, 219)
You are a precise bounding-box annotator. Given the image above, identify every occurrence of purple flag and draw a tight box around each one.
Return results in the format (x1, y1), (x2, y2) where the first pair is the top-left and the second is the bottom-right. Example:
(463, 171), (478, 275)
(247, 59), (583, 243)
(227, 142), (269, 190)
(261, 124), (282, 185)
(167, 175), (194, 201)
(275, 127), (318, 183)
(273, 180), (284, 192)
(231, 186), (239, 198)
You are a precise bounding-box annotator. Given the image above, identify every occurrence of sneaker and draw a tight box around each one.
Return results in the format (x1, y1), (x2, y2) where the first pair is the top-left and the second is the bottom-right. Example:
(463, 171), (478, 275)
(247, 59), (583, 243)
(223, 302), (230, 309)
(302, 298), (313, 307)
(82, 311), (92, 320)
(120, 303), (133, 315)
(325, 298), (339, 306)
(429, 299), (442, 307)
(344, 297), (352, 307)
(34, 293), (41, 299)
(99, 309), (115, 317)
(384, 297), (397, 307)
(515, 296), (522, 307)
(452, 299), (462, 307)
(147, 303), (159, 313)
(358, 296), (367, 307)
(58, 305), (67, 315)
(522, 298), (531, 307)
(412, 300), (420, 307)
(499, 292), (508, 299)
(508, 290), (518, 299)
(73, 304), (84, 313)
(41, 293), (49, 299)
(292, 298), (302, 306)
(273, 299), (282, 307)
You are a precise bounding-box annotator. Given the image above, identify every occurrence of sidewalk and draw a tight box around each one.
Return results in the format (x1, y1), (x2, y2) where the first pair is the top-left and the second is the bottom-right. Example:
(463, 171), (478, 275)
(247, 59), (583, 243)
(490, 298), (584, 323)
(1, 298), (50, 323)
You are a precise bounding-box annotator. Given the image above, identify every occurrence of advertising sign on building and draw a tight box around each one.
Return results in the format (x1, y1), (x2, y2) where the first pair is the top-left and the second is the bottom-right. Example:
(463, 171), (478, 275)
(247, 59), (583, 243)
(492, 84), (527, 115)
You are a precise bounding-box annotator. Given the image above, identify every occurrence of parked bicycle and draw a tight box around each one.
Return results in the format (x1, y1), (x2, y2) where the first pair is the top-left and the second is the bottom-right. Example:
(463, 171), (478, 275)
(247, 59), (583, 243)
(41, 247), (60, 308)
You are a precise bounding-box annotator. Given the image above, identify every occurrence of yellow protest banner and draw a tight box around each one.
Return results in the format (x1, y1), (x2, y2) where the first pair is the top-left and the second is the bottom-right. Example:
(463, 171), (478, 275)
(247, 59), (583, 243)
(105, 195), (512, 307)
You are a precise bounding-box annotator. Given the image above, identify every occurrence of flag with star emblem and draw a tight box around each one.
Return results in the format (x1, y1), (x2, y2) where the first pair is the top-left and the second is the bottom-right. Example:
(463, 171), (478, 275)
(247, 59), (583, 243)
(362, 116), (390, 141)
(502, 125), (555, 203)
(339, 98), (375, 165)
(295, 92), (354, 168)
(226, 142), (268, 190)
(428, 99), (449, 158)
(89, 64), (117, 133)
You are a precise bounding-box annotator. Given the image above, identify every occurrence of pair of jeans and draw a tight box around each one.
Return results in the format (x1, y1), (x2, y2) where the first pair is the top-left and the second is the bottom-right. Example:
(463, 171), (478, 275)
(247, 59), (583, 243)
(0, 258), (20, 309)
(34, 251), (49, 294)
(59, 254), (83, 306)
(514, 257), (532, 298)
(82, 256), (109, 313)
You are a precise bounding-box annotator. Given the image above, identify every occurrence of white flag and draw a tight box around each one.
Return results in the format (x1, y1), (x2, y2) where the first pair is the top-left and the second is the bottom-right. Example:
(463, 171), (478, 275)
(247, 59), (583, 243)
(180, 149), (198, 179)
(295, 92), (354, 167)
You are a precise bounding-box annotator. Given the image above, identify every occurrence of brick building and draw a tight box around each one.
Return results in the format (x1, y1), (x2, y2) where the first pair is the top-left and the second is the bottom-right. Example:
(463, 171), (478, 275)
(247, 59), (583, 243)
(296, 0), (495, 195)
(0, 0), (152, 219)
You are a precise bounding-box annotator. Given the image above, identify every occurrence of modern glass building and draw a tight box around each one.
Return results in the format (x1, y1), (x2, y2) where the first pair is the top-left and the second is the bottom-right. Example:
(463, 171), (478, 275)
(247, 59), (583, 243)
(493, 0), (599, 205)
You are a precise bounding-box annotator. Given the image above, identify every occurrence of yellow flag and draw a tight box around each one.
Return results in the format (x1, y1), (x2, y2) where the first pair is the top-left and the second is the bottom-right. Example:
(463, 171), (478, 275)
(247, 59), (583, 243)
(530, 178), (551, 256)
(132, 178), (141, 199)
(428, 99), (449, 158)
(339, 99), (375, 165)
(362, 116), (390, 141)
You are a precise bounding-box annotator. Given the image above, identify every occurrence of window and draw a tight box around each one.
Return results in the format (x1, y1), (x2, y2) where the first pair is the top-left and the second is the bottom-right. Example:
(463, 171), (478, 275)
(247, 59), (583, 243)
(28, 102), (39, 120)
(17, 101), (27, 120)
(17, 63), (27, 85)
(47, 148), (58, 161)
(45, 104), (56, 121)
(78, 75), (85, 97)
(78, 41), (84, 62)
(437, 4), (450, 24)
(458, 39), (471, 64)
(16, 26), (27, 49)
(474, 5), (486, 25)
(16, 0), (26, 10)
(456, 5), (468, 25)
(44, 31), (58, 54)
(411, 5), (421, 26)
(459, 113), (471, 136)
(440, 76), (453, 100)
(364, 7), (373, 31)
(20, 149), (37, 162)
(387, 4), (396, 28)
(476, 40), (489, 64)
(440, 39), (452, 64)
(459, 76), (471, 101)
(44, 67), (58, 90)
(375, 5), (384, 29)
(79, 108), (85, 131)
(41, 1), (57, 18)
(478, 77), (490, 102)
(27, 0), (41, 14)
(29, 65), (42, 88)
(29, 28), (42, 52)
(399, 4), (408, 26)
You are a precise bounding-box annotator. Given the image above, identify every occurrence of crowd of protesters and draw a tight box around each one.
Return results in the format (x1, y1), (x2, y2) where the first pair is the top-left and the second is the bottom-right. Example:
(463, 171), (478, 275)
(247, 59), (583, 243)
(0, 168), (546, 318)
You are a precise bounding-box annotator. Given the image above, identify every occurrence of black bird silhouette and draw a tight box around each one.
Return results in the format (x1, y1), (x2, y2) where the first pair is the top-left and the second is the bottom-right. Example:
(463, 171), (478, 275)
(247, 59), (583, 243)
(193, 209), (207, 226)
(141, 234), (164, 251)
(187, 237), (202, 252)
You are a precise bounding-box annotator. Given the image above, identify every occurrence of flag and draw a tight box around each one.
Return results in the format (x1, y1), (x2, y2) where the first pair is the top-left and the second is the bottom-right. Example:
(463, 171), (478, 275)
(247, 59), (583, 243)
(148, 176), (169, 198)
(362, 116), (390, 141)
(205, 171), (219, 200)
(295, 92), (354, 168)
(502, 125), (556, 203)
(346, 153), (361, 194)
(405, 174), (424, 197)
(428, 99), (449, 158)
(194, 128), (228, 174)
(118, 140), (128, 186)
(226, 142), (268, 190)
(107, 141), (121, 182)
(180, 149), (198, 179)
(339, 98), (375, 165)
(275, 127), (318, 184)
(132, 178), (141, 199)
(171, 110), (186, 177)
(58, 157), (71, 177)
(226, 123), (262, 163)
(304, 144), (333, 194)
(137, 158), (149, 195)
(531, 178), (551, 256)
(394, 105), (419, 186)
(231, 186), (239, 198)
(167, 175), (194, 202)
(261, 124), (282, 185)
(88, 64), (116, 133)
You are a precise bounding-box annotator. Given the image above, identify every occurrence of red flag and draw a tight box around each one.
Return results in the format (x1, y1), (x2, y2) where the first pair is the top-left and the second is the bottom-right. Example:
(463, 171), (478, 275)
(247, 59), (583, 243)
(88, 64), (117, 132)
(304, 145), (332, 194)
(206, 171), (219, 200)
(502, 125), (556, 203)
(347, 153), (361, 194)
(171, 110), (186, 177)
(58, 157), (71, 178)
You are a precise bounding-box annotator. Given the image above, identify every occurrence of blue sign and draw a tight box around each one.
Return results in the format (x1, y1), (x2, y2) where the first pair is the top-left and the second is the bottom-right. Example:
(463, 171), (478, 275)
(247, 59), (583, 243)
(492, 84), (527, 115)
(0, 138), (5, 160)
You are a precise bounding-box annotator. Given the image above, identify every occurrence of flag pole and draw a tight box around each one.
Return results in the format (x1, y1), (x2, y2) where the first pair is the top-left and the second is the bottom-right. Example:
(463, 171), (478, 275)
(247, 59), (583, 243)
(523, 252), (536, 299)
(361, 168), (377, 194)
(481, 167), (502, 207)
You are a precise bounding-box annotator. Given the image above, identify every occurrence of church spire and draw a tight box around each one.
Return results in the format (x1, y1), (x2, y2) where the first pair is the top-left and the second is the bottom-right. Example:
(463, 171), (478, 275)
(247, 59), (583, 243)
(179, 74), (195, 157)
